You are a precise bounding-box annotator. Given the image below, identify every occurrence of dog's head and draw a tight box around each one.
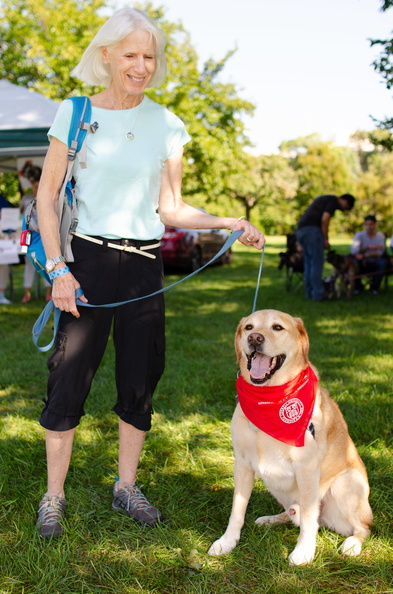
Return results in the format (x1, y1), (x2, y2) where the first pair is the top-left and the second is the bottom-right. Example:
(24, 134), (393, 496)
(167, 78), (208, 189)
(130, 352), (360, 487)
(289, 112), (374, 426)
(326, 250), (346, 269)
(235, 309), (310, 386)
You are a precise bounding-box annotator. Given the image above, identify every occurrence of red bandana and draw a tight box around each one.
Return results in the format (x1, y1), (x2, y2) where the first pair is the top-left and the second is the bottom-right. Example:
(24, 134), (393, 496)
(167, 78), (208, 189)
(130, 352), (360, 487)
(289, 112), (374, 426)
(236, 366), (318, 447)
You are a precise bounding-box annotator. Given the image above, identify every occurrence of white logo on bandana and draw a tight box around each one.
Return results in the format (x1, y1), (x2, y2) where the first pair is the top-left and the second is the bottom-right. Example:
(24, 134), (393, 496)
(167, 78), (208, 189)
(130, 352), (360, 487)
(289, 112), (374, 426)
(279, 398), (304, 424)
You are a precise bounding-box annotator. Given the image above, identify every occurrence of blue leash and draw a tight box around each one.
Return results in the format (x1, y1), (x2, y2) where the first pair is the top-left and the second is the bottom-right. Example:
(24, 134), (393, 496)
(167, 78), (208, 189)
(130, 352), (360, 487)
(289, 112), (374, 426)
(252, 243), (265, 314)
(32, 230), (265, 352)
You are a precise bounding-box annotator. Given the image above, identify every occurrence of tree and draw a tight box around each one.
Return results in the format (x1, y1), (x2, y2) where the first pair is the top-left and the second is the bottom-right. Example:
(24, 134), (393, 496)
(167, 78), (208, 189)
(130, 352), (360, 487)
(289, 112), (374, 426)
(0, 0), (106, 99)
(368, 128), (393, 151)
(369, 0), (393, 147)
(226, 153), (298, 234)
(279, 133), (323, 156)
(355, 151), (393, 233)
(290, 141), (357, 207)
(285, 139), (359, 233)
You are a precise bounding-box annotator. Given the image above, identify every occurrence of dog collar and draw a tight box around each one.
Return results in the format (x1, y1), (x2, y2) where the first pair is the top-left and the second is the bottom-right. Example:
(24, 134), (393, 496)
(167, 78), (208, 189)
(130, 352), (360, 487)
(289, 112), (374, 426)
(236, 366), (318, 447)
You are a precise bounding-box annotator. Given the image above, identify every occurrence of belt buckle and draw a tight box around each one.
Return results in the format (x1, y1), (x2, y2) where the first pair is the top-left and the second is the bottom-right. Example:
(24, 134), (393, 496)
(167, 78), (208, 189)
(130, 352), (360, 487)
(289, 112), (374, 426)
(122, 239), (135, 253)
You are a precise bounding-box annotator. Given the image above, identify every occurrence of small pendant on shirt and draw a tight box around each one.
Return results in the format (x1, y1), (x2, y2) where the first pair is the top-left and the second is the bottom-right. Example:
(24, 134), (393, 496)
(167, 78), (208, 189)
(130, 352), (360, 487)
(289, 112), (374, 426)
(126, 131), (135, 141)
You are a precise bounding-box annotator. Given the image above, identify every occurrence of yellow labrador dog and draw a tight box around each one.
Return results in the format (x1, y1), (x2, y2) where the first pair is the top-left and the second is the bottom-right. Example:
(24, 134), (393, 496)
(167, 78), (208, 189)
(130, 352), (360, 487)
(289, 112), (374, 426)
(208, 310), (372, 565)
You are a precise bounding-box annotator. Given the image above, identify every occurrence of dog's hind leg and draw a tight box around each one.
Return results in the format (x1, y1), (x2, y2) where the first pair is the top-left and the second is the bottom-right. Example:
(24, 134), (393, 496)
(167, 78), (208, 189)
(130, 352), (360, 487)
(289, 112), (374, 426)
(208, 460), (255, 556)
(255, 510), (290, 526)
(320, 469), (372, 557)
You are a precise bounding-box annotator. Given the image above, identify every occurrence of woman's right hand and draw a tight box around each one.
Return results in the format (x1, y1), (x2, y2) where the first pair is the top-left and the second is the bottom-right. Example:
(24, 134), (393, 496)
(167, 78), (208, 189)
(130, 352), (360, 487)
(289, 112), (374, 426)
(52, 270), (88, 317)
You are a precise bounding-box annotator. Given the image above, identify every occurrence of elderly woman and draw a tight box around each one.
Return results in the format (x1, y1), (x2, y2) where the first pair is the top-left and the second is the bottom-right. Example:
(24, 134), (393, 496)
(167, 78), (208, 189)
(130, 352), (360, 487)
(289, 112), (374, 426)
(36, 7), (265, 538)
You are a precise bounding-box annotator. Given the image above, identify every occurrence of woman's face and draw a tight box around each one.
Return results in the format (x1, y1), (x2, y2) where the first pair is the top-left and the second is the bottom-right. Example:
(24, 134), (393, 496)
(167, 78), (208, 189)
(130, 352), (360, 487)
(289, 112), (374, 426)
(104, 29), (156, 97)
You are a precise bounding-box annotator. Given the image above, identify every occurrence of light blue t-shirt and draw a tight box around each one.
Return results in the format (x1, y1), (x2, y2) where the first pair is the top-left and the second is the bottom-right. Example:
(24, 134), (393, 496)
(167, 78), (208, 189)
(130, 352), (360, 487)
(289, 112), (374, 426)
(48, 96), (191, 240)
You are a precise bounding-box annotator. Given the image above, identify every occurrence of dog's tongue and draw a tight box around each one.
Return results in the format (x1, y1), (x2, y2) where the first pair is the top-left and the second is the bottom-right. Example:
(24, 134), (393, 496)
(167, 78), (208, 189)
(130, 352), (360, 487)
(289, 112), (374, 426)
(250, 353), (271, 380)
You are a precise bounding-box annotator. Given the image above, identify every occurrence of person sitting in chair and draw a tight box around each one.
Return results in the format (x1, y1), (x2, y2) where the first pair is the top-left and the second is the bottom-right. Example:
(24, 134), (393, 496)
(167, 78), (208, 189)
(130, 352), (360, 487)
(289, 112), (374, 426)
(350, 215), (387, 295)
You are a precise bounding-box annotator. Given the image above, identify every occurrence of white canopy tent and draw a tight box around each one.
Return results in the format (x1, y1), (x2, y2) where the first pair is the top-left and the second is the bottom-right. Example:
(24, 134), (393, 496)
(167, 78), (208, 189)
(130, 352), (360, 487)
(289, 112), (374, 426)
(0, 80), (59, 172)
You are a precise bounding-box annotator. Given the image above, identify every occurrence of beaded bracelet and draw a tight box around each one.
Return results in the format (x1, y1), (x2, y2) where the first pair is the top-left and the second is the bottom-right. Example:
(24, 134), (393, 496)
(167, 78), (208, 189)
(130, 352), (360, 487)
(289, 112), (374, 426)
(230, 216), (246, 232)
(48, 266), (70, 280)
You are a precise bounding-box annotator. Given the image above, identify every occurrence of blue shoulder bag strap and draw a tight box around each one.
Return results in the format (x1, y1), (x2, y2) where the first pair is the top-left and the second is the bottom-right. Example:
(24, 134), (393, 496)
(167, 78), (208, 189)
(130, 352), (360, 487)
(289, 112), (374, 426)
(61, 97), (93, 213)
(32, 229), (244, 352)
(67, 96), (92, 159)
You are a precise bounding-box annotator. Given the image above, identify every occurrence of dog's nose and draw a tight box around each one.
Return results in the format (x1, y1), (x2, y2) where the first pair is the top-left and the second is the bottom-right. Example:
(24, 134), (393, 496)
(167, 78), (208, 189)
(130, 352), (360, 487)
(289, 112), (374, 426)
(248, 333), (264, 348)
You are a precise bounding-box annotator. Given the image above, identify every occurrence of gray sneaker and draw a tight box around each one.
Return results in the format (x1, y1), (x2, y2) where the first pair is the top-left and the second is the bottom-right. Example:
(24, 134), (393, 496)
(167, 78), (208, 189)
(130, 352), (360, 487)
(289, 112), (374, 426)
(36, 495), (66, 538)
(112, 484), (163, 526)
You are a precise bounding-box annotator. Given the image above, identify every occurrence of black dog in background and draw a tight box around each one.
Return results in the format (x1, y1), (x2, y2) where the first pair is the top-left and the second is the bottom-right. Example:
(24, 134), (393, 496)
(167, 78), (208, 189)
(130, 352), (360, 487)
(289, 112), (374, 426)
(326, 250), (359, 298)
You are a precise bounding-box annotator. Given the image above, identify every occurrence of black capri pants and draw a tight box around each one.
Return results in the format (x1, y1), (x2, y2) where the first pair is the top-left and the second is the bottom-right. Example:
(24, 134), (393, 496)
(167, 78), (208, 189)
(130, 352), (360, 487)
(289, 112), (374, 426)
(39, 234), (165, 433)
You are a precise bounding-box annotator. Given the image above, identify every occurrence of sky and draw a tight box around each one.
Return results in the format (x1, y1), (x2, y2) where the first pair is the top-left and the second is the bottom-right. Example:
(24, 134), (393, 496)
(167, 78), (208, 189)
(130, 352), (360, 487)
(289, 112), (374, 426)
(134, 0), (392, 155)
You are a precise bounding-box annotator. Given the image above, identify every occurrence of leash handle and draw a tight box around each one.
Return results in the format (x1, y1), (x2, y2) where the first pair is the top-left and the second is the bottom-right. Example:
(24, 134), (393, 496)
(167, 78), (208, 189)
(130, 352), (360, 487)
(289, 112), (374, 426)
(251, 244), (265, 313)
(32, 230), (244, 351)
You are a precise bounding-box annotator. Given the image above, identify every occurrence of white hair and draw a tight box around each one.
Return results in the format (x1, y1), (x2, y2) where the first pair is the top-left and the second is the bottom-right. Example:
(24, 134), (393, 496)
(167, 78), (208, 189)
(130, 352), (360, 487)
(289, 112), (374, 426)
(71, 7), (167, 88)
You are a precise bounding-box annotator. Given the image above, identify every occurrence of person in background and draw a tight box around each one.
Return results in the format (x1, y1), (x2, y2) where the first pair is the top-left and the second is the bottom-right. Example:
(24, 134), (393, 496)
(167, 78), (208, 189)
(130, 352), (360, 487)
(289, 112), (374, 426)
(35, 7), (265, 539)
(0, 193), (14, 304)
(0, 264), (11, 304)
(350, 214), (388, 295)
(19, 165), (52, 303)
(296, 193), (355, 301)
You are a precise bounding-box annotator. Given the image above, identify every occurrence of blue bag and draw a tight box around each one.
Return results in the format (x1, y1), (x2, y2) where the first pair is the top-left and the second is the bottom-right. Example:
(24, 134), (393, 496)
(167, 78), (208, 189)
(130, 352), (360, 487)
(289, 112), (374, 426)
(21, 97), (97, 284)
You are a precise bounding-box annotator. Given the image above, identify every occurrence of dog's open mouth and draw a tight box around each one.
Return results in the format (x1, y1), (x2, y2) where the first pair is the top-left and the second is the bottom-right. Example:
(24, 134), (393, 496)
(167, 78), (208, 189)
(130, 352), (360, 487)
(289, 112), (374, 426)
(247, 352), (286, 384)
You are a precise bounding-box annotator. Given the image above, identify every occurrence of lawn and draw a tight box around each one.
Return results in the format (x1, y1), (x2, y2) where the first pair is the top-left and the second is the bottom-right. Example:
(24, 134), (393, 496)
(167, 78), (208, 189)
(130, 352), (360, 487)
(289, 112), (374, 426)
(0, 237), (392, 594)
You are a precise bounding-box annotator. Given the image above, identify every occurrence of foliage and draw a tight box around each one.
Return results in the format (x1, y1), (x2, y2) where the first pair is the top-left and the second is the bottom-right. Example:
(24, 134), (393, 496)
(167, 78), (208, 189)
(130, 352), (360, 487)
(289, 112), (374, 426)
(0, 173), (20, 204)
(0, 241), (392, 593)
(0, 0), (107, 99)
(369, 0), (393, 140)
(369, 124), (393, 152)
(225, 153), (299, 234)
(287, 141), (357, 233)
(355, 151), (393, 234)
(279, 133), (324, 155)
(278, 131), (393, 236)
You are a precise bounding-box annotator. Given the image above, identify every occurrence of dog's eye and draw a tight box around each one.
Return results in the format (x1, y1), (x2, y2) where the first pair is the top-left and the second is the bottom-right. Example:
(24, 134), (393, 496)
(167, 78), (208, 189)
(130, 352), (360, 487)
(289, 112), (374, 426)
(245, 324), (253, 331)
(272, 324), (284, 331)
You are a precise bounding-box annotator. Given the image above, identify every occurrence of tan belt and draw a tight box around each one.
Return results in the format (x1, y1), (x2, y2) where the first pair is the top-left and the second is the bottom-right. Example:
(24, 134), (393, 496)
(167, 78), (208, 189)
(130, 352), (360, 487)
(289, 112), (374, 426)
(72, 231), (160, 260)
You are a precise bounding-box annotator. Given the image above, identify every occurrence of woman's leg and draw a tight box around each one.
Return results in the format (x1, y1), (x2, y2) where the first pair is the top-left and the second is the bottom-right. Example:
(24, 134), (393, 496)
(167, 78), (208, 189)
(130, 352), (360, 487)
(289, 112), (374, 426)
(111, 246), (165, 525)
(117, 420), (145, 487)
(45, 427), (76, 498)
(113, 419), (162, 525)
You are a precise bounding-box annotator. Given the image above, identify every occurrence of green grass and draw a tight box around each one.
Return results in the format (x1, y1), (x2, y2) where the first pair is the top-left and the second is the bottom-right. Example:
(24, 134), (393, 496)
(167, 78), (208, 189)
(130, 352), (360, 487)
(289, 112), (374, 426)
(0, 237), (392, 594)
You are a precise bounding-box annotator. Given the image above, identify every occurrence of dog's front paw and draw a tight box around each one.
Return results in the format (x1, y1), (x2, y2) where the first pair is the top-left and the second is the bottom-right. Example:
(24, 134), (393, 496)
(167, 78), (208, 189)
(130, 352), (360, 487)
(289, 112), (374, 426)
(288, 543), (316, 565)
(340, 536), (362, 557)
(208, 536), (238, 556)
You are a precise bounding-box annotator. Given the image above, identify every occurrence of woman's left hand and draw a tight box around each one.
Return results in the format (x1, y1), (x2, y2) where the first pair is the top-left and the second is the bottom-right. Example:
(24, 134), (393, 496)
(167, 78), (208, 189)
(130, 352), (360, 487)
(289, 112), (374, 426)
(231, 218), (266, 250)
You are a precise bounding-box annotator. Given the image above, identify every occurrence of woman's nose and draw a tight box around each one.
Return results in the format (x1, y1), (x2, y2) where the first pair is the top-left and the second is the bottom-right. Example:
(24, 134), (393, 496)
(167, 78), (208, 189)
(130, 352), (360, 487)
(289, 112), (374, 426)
(134, 55), (147, 73)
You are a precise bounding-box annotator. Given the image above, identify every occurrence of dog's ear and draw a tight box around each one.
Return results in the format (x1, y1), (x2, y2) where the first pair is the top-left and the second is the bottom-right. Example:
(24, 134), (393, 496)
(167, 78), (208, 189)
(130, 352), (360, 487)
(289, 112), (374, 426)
(234, 317), (246, 364)
(294, 316), (310, 364)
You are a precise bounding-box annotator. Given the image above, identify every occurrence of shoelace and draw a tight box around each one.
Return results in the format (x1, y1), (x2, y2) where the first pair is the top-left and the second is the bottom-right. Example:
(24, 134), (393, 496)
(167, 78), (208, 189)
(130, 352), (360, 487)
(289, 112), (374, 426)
(37, 496), (66, 524)
(119, 485), (150, 511)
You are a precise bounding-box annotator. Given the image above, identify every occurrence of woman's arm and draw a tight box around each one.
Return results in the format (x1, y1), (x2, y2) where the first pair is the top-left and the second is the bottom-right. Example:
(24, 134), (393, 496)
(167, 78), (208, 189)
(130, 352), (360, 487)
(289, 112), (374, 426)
(36, 137), (87, 317)
(158, 149), (265, 249)
(36, 137), (68, 259)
